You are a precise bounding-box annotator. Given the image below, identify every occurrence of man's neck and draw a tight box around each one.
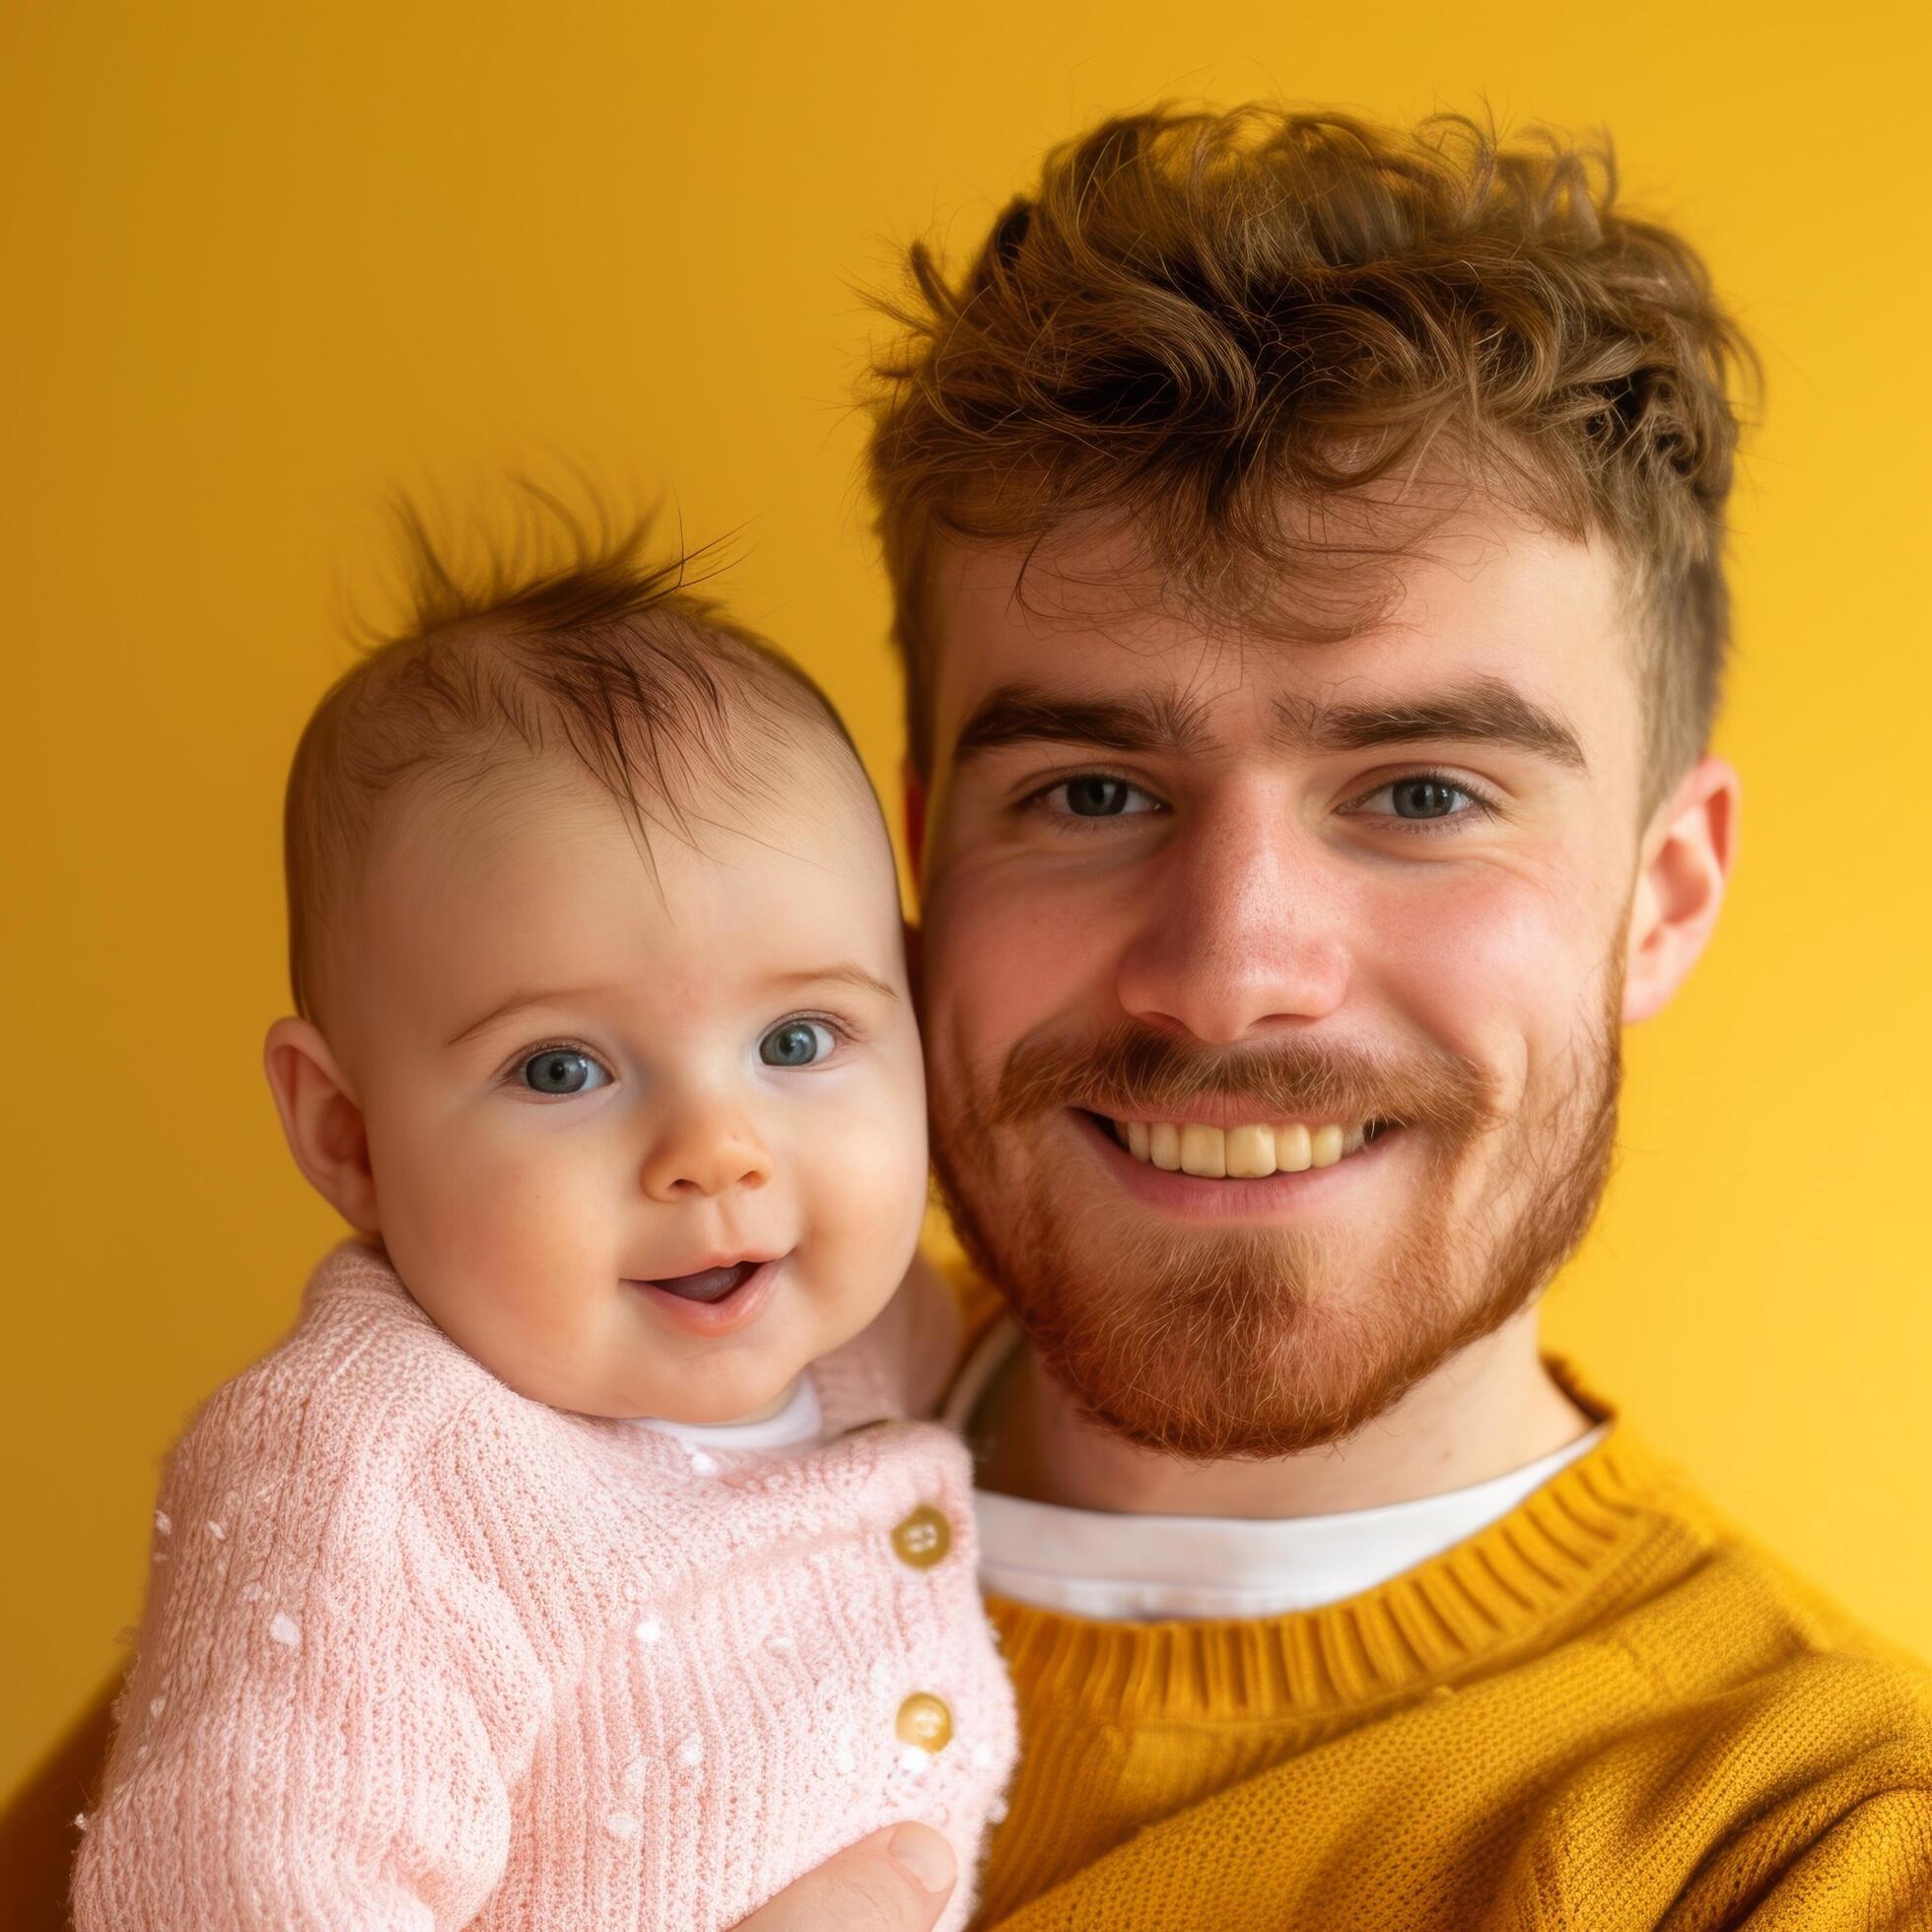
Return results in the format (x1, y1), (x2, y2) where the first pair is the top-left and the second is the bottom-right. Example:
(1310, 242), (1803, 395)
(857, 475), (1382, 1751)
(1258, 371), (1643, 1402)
(971, 1307), (1595, 1519)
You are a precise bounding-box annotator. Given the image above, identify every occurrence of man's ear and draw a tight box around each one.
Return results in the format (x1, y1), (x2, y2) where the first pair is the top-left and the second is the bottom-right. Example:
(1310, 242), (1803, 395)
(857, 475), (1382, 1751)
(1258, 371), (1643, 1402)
(902, 914), (925, 1016)
(263, 1016), (380, 1237)
(1622, 755), (1741, 1024)
(901, 756), (928, 893)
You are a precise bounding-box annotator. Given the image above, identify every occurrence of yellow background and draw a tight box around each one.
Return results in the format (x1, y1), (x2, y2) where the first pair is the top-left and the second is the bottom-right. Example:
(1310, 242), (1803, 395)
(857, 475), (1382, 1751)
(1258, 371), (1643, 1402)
(5, 1), (1929, 1806)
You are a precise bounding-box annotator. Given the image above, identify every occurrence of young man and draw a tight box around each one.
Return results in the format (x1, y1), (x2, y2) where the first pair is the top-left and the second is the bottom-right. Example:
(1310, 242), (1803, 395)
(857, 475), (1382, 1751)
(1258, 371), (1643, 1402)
(748, 104), (1932, 1931)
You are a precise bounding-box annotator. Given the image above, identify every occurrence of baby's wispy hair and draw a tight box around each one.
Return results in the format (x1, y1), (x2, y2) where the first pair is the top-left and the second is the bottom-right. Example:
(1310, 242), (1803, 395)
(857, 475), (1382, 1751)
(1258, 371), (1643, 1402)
(285, 486), (859, 1022)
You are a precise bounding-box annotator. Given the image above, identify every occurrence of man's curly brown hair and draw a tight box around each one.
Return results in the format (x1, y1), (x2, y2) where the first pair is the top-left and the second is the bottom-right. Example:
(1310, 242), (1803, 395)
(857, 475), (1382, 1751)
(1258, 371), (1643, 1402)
(865, 106), (1756, 802)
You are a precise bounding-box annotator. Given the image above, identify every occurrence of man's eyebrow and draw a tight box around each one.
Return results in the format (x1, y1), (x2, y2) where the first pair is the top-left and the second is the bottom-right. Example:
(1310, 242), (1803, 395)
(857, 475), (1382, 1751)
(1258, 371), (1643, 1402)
(952, 680), (1215, 762)
(1273, 677), (1588, 771)
(767, 964), (900, 1001)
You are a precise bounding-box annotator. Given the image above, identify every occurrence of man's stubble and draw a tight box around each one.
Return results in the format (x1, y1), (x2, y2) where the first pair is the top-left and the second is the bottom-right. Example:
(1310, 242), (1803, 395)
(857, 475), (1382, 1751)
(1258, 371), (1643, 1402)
(929, 977), (1622, 1463)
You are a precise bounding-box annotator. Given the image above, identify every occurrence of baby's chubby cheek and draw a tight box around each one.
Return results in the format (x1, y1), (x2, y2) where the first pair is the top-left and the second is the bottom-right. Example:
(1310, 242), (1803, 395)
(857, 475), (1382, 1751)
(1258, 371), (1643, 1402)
(790, 1098), (930, 1319)
(378, 1131), (617, 1361)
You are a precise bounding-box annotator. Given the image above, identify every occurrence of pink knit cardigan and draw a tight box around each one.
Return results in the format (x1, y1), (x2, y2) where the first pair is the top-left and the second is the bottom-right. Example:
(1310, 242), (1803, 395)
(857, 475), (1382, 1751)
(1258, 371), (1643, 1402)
(72, 1242), (1016, 1930)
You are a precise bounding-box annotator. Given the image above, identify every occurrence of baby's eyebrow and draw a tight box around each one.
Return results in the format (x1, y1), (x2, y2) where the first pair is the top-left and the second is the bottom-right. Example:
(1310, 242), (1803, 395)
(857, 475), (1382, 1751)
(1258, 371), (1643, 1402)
(444, 986), (611, 1048)
(770, 964), (900, 1001)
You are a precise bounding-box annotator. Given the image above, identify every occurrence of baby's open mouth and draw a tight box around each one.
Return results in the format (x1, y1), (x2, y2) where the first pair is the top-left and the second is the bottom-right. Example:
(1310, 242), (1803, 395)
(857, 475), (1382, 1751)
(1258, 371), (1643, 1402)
(639, 1262), (763, 1304)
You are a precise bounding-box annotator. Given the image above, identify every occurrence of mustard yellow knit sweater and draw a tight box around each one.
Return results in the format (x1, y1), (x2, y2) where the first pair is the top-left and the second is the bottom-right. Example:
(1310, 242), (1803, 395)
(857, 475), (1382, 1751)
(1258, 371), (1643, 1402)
(969, 1389), (1932, 1929)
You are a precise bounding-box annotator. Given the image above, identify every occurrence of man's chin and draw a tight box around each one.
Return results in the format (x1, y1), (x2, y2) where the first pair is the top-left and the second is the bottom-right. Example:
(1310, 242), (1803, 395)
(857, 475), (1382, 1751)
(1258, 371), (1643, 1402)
(1001, 1228), (1468, 1461)
(935, 1129), (1582, 1464)
(936, 1152), (1456, 1459)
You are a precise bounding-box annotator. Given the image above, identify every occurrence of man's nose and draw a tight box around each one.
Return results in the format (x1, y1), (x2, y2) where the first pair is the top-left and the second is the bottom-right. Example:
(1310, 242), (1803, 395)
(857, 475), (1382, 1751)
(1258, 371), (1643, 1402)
(1115, 789), (1349, 1045)
(639, 1098), (775, 1202)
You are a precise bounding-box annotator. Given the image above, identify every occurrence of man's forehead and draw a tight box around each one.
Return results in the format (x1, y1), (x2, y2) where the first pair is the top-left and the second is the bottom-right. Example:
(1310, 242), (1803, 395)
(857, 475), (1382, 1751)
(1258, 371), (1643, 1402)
(927, 515), (1633, 764)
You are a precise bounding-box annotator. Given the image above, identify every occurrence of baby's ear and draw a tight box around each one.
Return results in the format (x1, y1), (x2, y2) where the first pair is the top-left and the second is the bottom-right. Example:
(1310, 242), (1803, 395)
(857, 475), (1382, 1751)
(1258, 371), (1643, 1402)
(262, 1017), (380, 1237)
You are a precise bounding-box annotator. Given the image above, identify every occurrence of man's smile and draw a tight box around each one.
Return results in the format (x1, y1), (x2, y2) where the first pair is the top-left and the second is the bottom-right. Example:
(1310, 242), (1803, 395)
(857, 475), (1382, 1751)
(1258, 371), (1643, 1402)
(1100, 1113), (1389, 1176)
(1064, 1107), (1406, 1217)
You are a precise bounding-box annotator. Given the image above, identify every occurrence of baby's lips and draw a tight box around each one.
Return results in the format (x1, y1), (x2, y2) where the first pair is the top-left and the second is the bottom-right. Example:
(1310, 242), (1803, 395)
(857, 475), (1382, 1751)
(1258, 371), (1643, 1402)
(644, 1261), (760, 1305)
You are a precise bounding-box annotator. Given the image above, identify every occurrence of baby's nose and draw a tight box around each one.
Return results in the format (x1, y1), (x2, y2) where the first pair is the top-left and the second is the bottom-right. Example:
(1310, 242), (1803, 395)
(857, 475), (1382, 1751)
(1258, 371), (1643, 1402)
(640, 1116), (774, 1201)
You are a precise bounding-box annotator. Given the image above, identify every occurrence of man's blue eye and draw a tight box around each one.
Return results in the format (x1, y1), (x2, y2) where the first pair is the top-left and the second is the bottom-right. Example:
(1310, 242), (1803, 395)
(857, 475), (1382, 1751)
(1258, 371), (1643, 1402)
(1061, 776), (1153, 817)
(760, 1019), (835, 1067)
(1391, 778), (1465, 819)
(521, 1050), (607, 1095)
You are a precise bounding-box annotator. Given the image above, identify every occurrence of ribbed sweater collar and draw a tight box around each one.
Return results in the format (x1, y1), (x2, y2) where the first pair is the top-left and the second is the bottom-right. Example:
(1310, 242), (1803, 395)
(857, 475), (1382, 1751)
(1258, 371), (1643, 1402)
(981, 1360), (1713, 1722)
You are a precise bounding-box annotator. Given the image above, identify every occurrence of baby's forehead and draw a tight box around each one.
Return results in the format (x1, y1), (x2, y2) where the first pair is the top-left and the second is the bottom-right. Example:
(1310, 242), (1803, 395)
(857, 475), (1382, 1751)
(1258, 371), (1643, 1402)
(376, 730), (898, 929)
(333, 742), (903, 1044)
(285, 533), (886, 1029)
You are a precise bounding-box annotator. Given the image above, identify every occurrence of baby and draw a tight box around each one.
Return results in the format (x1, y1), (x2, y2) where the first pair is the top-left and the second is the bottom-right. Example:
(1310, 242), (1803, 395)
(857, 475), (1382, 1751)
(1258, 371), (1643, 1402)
(72, 528), (1016, 1930)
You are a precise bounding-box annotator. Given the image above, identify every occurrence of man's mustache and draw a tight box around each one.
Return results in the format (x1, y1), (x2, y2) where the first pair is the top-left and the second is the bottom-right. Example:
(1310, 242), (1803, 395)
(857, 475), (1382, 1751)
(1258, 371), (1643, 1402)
(992, 1019), (1499, 1138)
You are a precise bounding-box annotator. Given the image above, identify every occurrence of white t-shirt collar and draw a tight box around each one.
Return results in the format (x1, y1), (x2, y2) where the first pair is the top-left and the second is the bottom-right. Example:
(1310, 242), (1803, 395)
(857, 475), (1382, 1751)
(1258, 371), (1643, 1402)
(945, 1319), (1607, 1622)
(632, 1373), (824, 1452)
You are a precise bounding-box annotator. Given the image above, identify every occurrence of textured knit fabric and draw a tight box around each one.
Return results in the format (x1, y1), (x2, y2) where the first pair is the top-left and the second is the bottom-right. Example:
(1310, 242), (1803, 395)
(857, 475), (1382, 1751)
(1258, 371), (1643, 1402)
(969, 1355), (1932, 1930)
(951, 1319), (1611, 1619)
(72, 1242), (1016, 1932)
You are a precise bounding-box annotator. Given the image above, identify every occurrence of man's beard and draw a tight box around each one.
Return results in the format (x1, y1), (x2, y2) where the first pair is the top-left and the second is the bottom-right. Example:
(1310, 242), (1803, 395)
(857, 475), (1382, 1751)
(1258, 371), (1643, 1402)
(930, 999), (1622, 1462)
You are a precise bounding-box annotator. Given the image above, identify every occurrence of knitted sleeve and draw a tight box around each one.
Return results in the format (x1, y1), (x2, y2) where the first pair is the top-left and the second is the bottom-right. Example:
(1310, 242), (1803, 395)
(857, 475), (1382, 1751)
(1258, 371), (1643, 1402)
(1666, 1766), (1932, 1930)
(71, 1361), (546, 1931)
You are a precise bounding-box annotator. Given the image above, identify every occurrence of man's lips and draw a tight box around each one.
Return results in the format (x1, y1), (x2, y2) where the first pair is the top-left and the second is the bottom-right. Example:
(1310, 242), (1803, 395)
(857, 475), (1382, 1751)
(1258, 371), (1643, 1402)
(1069, 1102), (1394, 1173)
(1069, 1108), (1403, 1216)
(1077, 1099), (1390, 1132)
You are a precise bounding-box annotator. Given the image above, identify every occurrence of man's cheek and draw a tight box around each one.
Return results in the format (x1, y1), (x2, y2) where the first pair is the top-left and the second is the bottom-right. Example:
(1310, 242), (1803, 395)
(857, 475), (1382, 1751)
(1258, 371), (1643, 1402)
(1385, 878), (1582, 1057)
(933, 880), (1107, 1037)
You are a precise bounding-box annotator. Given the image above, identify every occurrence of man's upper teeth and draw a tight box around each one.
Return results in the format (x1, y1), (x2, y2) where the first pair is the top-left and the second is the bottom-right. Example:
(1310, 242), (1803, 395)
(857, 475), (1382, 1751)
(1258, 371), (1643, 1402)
(1119, 1119), (1369, 1177)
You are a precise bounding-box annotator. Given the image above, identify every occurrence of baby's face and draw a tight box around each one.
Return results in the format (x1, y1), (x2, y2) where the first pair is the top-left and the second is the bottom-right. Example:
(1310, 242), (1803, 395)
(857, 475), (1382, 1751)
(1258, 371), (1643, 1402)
(326, 748), (929, 1422)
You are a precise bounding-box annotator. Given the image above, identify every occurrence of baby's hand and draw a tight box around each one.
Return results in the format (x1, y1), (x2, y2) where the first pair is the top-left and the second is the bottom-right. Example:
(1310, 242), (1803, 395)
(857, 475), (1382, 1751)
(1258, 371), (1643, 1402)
(728, 1824), (955, 1931)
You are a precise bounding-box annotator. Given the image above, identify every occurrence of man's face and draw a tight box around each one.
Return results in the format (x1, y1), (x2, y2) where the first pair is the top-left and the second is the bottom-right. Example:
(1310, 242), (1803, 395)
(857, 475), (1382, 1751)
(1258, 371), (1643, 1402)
(916, 508), (1663, 1459)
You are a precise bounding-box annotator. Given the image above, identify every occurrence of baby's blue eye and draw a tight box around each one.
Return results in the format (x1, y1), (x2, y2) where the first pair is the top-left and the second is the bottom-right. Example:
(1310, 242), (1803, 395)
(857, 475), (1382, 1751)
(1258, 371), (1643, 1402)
(760, 1020), (835, 1068)
(521, 1049), (608, 1095)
